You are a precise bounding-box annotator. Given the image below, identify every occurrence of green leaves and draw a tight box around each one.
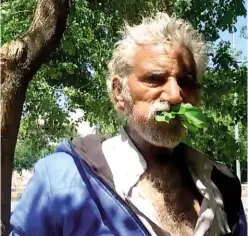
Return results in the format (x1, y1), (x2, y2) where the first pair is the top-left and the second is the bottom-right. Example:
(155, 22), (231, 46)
(1, 0), (35, 44)
(3, 0), (245, 172)
(155, 103), (206, 132)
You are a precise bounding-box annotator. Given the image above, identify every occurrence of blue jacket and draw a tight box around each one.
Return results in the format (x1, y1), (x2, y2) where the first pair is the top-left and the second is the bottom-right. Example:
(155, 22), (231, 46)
(10, 138), (247, 236)
(10, 140), (150, 236)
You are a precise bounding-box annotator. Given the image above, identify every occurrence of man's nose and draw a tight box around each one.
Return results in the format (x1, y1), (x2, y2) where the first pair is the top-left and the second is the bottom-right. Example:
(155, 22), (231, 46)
(160, 77), (183, 104)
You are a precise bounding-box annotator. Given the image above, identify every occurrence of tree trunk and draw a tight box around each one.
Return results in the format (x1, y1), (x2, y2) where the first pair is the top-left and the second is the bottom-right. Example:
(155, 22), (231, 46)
(0, 0), (72, 234)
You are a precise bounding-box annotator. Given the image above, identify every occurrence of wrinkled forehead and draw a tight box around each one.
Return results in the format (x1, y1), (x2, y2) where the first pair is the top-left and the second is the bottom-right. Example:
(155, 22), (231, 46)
(132, 43), (197, 75)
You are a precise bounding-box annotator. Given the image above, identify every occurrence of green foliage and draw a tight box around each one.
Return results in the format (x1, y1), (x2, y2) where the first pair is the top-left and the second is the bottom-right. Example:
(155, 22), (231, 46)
(173, 0), (246, 41)
(14, 74), (78, 171)
(14, 137), (54, 174)
(156, 103), (206, 132)
(1, 0), (36, 44)
(2, 0), (246, 171)
(186, 43), (247, 169)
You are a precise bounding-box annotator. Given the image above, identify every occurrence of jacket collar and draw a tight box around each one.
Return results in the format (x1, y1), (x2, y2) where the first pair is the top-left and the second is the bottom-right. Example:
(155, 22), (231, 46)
(71, 128), (233, 234)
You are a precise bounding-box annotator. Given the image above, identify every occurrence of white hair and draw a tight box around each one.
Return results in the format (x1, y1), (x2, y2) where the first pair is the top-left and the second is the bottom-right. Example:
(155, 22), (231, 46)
(107, 12), (206, 105)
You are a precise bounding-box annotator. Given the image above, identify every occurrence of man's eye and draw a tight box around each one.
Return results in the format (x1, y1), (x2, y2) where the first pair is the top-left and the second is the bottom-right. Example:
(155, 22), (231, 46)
(144, 75), (164, 84)
(178, 74), (201, 89)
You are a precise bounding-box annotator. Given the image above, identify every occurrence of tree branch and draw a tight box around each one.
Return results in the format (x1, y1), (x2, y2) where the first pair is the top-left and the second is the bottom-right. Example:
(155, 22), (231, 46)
(0, 0), (72, 234)
(1, 0), (72, 81)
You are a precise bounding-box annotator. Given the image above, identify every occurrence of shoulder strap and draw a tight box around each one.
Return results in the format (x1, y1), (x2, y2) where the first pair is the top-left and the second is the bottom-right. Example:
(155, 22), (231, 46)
(71, 134), (115, 188)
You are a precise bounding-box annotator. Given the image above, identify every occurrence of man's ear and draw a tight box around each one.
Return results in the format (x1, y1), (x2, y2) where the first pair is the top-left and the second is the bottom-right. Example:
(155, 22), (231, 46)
(112, 77), (125, 111)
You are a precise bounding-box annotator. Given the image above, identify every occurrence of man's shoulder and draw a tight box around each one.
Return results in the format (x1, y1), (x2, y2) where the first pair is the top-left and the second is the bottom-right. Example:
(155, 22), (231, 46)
(182, 142), (241, 194)
(36, 150), (82, 192)
(38, 150), (77, 172)
(182, 143), (236, 177)
(182, 143), (242, 229)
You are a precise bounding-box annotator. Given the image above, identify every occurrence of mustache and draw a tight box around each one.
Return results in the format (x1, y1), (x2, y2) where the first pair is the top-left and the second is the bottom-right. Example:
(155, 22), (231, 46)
(148, 101), (170, 119)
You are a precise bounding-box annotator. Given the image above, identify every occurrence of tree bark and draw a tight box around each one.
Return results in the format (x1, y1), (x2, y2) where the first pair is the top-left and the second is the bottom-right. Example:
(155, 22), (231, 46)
(0, 0), (72, 234)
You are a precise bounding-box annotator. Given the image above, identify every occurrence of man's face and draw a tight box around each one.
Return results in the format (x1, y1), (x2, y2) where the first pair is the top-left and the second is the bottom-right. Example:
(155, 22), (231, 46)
(123, 43), (200, 148)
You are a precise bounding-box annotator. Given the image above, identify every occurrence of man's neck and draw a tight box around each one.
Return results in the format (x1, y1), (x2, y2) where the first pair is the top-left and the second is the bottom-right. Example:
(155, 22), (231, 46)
(124, 125), (174, 166)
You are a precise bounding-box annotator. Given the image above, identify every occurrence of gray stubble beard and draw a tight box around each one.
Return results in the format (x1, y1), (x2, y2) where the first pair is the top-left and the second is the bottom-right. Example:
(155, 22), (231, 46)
(125, 98), (186, 148)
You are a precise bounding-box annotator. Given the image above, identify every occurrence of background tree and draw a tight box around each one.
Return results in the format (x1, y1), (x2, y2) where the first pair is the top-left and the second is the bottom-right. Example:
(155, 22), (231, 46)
(58, 0), (247, 171)
(0, 0), (72, 234)
(2, 0), (246, 168)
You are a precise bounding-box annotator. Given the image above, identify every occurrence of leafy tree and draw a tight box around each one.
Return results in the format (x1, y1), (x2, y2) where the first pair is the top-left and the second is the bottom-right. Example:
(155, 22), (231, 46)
(2, 0), (246, 166)
(14, 138), (54, 174)
(14, 75), (79, 173)
(3, 0), (246, 168)
(59, 0), (247, 173)
(0, 0), (72, 233)
(187, 52), (247, 170)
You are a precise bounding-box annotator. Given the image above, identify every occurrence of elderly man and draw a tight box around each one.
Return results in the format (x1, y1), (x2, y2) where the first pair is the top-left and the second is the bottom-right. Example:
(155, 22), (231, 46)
(10, 13), (246, 236)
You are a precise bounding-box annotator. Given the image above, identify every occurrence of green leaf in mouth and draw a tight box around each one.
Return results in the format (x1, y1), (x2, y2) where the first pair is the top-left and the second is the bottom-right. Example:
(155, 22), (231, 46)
(155, 103), (206, 132)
